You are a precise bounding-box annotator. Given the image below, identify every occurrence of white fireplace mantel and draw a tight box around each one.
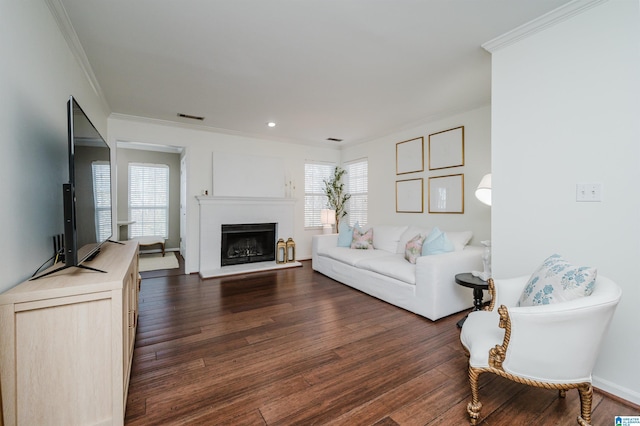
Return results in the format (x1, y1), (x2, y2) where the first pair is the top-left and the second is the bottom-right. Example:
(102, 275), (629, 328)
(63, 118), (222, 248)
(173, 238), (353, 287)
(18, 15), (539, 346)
(196, 196), (297, 205)
(197, 196), (297, 278)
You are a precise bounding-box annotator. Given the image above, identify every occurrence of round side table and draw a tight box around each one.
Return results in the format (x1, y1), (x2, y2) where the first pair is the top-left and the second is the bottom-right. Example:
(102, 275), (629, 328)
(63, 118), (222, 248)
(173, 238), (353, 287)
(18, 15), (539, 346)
(455, 272), (489, 328)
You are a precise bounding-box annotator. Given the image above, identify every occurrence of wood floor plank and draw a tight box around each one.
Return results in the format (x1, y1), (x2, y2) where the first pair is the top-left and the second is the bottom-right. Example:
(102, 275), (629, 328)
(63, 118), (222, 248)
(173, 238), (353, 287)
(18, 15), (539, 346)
(258, 337), (461, 424)
(591, 393), (640, 424)
(322, 368), (452, 426)
(126, 258), (640, 425)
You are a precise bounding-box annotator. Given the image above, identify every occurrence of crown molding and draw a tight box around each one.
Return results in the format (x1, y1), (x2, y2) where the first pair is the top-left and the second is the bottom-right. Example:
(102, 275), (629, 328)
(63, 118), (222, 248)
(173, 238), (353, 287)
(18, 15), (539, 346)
(44, 0), (111, 113)
(482, 0), (609, 53)
(116, 140), (184, 154)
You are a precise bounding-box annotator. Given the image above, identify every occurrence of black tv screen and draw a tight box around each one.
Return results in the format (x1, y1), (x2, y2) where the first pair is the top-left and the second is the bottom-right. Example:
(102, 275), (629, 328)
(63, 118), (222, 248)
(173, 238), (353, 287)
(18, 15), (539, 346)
(65, 96), (112, 266)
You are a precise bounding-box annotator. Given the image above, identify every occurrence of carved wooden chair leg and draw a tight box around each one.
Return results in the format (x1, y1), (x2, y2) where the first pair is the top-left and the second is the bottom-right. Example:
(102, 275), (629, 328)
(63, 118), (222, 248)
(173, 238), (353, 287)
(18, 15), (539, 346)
(467, 367), (483, 425)
(577, 384), (593, 426)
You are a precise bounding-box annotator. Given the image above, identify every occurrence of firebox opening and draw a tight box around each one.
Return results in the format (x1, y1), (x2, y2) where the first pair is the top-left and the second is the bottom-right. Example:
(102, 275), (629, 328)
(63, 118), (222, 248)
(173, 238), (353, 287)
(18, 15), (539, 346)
(221, 223), (277, 266)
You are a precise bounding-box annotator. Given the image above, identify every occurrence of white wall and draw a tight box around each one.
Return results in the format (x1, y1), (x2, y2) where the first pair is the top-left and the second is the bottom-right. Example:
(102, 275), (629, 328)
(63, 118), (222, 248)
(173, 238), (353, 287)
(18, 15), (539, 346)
(341, 105), (491, 244)
(0, 0), (110, 292)
(108, 116), (340, 273)
(212, 152), (286, 198)
(491, 0), (640, 404)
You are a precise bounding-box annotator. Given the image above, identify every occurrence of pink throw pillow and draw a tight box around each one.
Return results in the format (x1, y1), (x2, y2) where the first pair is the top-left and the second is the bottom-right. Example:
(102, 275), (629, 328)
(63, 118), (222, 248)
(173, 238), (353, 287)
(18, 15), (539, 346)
(404, 233), (426, 264)
(351, 227), (374, 249)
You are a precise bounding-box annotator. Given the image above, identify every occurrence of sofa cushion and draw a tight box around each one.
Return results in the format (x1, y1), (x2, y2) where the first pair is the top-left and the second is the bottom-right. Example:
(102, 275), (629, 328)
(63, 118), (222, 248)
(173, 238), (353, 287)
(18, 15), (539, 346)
(358, 254), (416, 285)
(517, 254), (597, 307)
(351, 227), (374, 249)
(405, 233), (426, 264)
(422, 227), (454, 256)
(317, 246), (392, 267)
(373, 225), (408, 253)
(445, 231), (473, 251)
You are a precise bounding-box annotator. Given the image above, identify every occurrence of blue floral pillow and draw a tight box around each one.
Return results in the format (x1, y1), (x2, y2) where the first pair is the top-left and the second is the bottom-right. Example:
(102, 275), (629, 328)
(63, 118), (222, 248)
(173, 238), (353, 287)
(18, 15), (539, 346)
(517, 254), (597, 307)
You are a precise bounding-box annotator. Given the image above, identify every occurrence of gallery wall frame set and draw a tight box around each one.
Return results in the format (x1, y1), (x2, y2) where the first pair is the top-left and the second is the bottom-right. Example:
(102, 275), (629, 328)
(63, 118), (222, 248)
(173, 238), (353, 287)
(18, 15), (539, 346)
(394, 126), (465, 214)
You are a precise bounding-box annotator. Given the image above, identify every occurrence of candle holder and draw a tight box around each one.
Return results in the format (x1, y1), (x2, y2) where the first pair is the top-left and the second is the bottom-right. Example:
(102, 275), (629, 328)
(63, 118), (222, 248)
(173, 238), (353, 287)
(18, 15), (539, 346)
(286, 238), (296, 262)
(276, 238), (286, 264)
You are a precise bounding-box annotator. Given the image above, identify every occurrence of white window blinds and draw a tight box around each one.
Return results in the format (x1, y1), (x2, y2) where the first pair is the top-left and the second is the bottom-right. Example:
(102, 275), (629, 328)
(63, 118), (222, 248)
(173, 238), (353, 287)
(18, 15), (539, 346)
(346, 159), (368, 227)
(128, 163), (169, 238)
(91, 161), (112, 241)
(304, 162), (334, 228)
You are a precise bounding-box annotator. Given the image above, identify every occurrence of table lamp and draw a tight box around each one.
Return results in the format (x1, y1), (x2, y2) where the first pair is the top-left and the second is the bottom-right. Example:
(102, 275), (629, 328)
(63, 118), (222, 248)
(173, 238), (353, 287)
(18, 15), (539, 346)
(320, 209), (336, 234)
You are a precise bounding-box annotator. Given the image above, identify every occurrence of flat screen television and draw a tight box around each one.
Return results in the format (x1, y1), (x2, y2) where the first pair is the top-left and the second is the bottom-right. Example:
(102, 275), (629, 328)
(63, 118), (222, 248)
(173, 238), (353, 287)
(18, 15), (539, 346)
(63, 96), (113, 272)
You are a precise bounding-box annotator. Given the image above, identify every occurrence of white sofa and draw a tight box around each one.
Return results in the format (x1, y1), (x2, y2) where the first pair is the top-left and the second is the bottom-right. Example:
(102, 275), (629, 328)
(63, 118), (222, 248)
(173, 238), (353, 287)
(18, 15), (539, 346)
(312, 225), (484, 321)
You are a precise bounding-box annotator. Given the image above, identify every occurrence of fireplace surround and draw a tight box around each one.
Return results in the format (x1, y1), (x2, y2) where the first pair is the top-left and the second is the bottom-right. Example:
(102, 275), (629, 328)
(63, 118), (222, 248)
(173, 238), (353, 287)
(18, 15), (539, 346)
(197, 196), (299, 278)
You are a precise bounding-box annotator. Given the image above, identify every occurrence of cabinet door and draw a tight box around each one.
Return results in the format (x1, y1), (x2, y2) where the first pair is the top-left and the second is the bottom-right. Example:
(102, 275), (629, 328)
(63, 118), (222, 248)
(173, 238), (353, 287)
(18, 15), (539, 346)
(15, 295), (113, 425)
(123, 253), (139, 404)
(128, 270), (137, 353)
(122, 283), (131, 386)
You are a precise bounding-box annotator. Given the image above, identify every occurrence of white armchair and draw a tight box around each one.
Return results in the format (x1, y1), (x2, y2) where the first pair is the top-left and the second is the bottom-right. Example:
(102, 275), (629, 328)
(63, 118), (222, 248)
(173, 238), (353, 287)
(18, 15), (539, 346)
(460, 275), (621, 426)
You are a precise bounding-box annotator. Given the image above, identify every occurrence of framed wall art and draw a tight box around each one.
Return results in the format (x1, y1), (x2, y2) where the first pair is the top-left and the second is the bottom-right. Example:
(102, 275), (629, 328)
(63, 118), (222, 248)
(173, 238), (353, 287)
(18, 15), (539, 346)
(428, 126), (464, 170)
(396, 137), (424, 175)
(428, 174), (464, 214)
(396, 178), (423, 213)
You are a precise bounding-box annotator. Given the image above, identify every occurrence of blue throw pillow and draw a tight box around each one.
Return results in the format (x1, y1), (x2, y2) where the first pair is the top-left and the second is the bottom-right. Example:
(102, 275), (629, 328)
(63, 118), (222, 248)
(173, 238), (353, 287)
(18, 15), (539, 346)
(337, 221), (358, 247)
(422, 227), (455, 256)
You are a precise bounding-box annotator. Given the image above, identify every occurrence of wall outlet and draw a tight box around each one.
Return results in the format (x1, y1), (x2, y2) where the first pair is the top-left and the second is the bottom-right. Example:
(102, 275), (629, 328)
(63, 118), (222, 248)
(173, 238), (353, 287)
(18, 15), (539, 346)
(576, 183), (602, 202)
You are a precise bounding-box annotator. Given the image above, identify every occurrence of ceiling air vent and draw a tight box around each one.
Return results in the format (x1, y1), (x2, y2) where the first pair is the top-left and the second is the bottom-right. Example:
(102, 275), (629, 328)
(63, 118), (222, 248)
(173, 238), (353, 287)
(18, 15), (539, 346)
(177, 113), (205, 121)
(326, 138), (343, 142)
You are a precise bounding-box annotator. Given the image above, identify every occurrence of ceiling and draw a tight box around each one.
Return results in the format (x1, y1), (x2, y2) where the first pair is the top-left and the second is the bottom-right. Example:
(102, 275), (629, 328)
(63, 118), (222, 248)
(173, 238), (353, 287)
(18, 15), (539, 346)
(58, 0), (571, 147)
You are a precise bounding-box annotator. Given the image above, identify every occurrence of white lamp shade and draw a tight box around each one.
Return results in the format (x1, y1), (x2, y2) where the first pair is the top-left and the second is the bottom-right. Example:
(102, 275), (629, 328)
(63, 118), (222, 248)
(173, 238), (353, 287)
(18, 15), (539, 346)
(320, 209), (336, 225)
(475, 174), (492, 206)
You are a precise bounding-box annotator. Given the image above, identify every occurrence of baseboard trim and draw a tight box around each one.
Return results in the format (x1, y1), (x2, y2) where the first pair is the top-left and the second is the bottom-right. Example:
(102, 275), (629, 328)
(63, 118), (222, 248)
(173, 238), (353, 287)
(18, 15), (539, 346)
(593, 376), (640, 407)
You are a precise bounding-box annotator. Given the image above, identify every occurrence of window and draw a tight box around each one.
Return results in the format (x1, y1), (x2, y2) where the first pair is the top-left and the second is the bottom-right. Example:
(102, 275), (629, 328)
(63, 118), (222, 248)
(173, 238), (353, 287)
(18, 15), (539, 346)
(128, 163), (169, 238)
(345, 159), (368, 227)
(304, 162), (334, 228)
(92, 161), (112, 241)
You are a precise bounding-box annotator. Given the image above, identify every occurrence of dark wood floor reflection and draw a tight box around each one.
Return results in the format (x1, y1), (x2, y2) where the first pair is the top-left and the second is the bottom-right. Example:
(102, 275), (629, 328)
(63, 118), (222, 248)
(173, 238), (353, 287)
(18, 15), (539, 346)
(126, 257), (638, 425)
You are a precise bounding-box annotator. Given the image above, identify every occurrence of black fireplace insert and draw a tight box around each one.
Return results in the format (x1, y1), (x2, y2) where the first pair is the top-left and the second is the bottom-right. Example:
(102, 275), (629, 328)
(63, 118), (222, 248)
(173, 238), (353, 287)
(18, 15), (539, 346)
(221, 223), (277, 266)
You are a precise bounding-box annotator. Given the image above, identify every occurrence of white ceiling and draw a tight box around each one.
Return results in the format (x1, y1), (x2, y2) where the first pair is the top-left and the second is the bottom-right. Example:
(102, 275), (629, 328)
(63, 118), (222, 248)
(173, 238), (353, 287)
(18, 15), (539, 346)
(58, 0), (571, 147)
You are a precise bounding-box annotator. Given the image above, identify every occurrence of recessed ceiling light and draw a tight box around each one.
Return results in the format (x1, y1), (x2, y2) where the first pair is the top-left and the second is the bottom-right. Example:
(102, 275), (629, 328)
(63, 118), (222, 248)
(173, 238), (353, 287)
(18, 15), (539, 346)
(267, 122), (276, 128)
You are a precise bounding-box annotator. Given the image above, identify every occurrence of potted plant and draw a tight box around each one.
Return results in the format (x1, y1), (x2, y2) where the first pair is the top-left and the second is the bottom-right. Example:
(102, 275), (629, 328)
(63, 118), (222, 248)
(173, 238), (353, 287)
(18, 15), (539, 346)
(323, 166), (351, 230)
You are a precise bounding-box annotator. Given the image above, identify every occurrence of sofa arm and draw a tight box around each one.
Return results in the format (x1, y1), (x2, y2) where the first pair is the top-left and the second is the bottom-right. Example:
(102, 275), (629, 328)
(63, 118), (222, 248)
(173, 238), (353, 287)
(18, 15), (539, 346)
(414, 246), (484, 299)
(311, 234), (339, 269)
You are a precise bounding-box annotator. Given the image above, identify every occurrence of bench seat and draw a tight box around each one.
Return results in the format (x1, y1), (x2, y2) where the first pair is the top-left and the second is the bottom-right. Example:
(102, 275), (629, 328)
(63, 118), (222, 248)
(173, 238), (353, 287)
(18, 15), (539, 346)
(132, 236), (165, 256)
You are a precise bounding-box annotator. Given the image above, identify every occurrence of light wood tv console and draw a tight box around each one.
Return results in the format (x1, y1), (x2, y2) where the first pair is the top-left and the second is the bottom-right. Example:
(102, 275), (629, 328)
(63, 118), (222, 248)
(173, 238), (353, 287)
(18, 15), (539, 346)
(0, 240), (139, 425)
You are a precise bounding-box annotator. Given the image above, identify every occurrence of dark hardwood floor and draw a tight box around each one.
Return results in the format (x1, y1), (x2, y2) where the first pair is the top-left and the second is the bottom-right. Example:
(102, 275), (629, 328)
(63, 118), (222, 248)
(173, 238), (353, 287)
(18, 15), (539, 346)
(126, 256), (638, 425)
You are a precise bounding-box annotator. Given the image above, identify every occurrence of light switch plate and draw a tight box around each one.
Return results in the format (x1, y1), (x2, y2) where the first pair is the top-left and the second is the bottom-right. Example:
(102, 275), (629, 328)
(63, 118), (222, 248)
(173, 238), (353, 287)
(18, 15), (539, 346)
(576, 183), (602, 202)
